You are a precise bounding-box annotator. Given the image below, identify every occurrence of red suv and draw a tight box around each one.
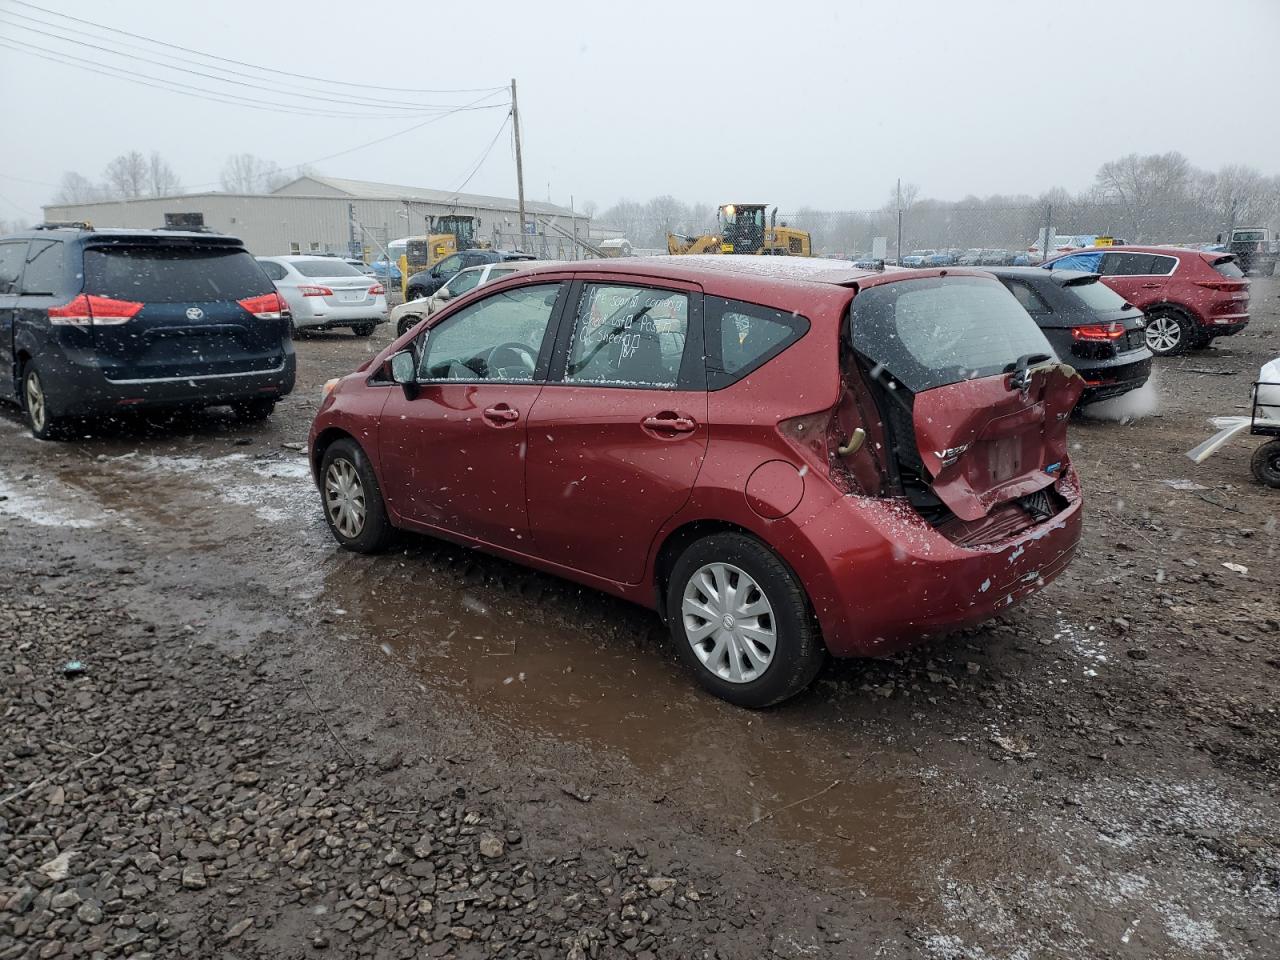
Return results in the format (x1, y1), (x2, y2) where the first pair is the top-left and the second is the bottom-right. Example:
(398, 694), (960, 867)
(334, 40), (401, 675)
(1042, 246), (1249, 356)
(309, 260), (1084, 707)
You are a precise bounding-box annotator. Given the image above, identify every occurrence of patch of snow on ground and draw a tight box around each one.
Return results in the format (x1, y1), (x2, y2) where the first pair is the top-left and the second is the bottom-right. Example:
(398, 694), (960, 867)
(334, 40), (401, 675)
(1054, 615), (1108, 674)
(134, 453), (318, 525)
(0, 469), (112, 529)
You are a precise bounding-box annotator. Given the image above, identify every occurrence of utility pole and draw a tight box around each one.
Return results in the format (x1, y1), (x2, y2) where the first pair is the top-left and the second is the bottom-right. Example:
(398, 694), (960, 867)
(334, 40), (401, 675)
(511, 78), (526, 252)
(896, 178), (903, 265)
(1042, 203), (1053, 261)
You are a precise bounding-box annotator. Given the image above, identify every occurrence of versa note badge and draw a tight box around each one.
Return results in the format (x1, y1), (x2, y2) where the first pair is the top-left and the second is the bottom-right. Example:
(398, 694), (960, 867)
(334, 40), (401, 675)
(934, 444), (970, 467)
(185, 306), (204, 321)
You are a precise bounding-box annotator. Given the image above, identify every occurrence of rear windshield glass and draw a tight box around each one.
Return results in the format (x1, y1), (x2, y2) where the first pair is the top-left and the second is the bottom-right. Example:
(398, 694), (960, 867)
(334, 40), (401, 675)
(293, 259), (365, 278)
(850, 276), (1053, 392)
(1212, 257), (1245, 279)
(84, 246), (273, 302)
(1066, 277), (1129, 312)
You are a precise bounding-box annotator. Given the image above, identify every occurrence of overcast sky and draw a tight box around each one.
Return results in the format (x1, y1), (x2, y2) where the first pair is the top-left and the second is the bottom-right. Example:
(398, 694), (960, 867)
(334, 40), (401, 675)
(2, 0), (1278, 221)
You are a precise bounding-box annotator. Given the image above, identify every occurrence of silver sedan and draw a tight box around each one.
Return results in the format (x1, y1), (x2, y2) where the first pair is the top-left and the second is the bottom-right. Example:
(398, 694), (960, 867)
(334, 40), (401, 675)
(257, 256), (388, 337)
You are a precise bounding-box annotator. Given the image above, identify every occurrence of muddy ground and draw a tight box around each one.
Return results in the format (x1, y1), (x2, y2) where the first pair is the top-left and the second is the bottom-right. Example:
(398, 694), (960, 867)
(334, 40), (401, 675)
(1, 279), (1278, 960)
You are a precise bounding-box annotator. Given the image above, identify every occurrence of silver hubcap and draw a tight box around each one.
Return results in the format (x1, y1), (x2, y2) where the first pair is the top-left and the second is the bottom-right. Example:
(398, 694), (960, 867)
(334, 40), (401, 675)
(324, 458), (366, 539)
(25, 373), (46, 432)
(682, 562), (777, 684)
(1145, 315), (1180, 353)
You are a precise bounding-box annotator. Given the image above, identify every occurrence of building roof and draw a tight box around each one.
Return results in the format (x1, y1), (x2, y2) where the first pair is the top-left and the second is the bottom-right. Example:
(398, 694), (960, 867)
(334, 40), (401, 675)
(271, 176), (579, 219)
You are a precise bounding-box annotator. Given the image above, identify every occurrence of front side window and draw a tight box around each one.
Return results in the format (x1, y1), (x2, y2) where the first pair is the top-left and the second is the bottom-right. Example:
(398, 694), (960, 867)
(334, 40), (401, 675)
(20, 240), (63, 295)
(442, 268), (483, 297)
(1046, 252), (1102, 272)
(417, 282), (562, 382)
(434, 254), (464, 276)
(850, 276), (1053, 393)
(564, 284), (689, 388)
(706, 295), (807, 389)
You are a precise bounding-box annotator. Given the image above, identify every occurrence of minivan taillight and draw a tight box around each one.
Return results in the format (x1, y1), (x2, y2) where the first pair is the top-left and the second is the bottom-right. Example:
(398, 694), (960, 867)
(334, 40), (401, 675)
(48, 294), (143, 327)
(238, 291), (284, 319)
(1071, 322), (1125, 342)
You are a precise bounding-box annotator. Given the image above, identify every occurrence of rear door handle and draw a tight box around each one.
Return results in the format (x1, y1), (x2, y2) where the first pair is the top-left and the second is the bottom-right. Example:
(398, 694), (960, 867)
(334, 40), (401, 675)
(1140, 282), (1161, 288)
(642, 414), (696, 433)
(483, 405), (519, 423)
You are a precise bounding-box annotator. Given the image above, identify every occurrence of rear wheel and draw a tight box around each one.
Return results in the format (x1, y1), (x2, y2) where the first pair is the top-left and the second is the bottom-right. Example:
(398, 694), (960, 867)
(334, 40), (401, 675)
(1143, 308), (1195, 356)
(231, 398), (276, 422)
(22, 362), (68, 441)
(320, 438), (394, 553)
(666, 533), (825, 708)
(352, 323), (376, 337)
(1251, 439), (1280, 489)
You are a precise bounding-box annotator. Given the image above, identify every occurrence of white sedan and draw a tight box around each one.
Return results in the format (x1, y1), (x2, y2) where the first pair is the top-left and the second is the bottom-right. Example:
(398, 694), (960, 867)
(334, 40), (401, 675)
(257, 256), (388, 337)
(391, 260), (560, 337)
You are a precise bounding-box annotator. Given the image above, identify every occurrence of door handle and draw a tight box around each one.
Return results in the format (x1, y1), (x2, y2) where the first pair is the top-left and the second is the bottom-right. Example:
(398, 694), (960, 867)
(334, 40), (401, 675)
(483, 405), (519, 423)
(1140, 282), (1160, 288)
(642, 414), (696, 433)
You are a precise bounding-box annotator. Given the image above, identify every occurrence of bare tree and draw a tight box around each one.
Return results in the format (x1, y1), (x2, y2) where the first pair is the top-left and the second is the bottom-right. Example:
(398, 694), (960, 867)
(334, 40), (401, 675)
(103, 151), (150, 199)
(54, 171), (103, 205)
(221, 153), (289, 194)
(580, 199), (598, 219)
(148, 152), (183, 197)
(1093, 152), (1192, 242)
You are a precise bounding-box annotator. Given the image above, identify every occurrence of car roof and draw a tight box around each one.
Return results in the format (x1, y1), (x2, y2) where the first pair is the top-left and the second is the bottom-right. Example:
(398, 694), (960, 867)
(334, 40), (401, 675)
(1050, 244), (1201, 257)
(20, 226), (242, 244)
(985, 266), (1099, 286)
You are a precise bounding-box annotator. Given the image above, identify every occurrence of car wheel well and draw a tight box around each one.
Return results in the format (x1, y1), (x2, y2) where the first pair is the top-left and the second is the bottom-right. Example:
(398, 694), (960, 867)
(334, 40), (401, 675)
(311, 427), (360, 477)
(14, 349), (32, 394)
(653, 520), (772, 616)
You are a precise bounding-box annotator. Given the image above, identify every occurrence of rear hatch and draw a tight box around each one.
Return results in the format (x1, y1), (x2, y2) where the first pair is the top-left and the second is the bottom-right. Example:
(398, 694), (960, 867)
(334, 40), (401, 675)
(849, 274), (1082, 524)
(290, 258), (380, 308)
(1198, 254), (1250, 316)
(83, 240), (288, 381)
(1052, 274), (1149, 356)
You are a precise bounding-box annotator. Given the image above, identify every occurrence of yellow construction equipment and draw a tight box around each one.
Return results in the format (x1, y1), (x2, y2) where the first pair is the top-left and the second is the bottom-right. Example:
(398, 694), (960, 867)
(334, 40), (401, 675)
(398, 215), (479, 296)
(666, 204), (811, 257)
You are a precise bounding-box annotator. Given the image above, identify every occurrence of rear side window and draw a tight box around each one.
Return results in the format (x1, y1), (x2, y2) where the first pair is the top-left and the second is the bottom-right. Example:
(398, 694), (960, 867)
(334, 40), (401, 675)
(850, 276), (1053, 393)
(293, 259), (364, 278)
(1212, 257), (1244, 279)
(565, 284), (689, 389)
(0, 241), (27, 294)
(1066, 278), (1129, 312)
(20, 241), (64, 295)
(258, 261), (288, 281)
(84, 246), (273, 302)
(1101, 252), (1176, 276)
(705, 295), (808, 389)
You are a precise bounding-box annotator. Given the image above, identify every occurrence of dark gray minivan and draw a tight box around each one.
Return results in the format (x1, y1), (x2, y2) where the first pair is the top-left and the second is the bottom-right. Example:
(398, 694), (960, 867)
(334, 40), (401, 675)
(0, 224), (295, 439)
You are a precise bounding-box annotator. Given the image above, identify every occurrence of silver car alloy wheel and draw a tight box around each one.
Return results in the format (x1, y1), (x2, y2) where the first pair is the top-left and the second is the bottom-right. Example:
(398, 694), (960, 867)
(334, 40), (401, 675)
(682, 562), (777, 684)
(24, 371), (46, 433)
(1145, 315), (1181, 353)
(324, 457), (366, 539)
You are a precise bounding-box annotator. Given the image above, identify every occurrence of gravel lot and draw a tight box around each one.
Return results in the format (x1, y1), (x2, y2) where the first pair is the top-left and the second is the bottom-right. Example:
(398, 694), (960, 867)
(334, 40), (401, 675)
(2, 278), (1278, 959)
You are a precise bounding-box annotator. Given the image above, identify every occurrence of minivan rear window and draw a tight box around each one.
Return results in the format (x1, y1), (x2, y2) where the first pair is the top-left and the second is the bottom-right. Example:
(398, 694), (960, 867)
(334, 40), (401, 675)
(84, 246), (273, 302)
(850, 276), (1053, 393)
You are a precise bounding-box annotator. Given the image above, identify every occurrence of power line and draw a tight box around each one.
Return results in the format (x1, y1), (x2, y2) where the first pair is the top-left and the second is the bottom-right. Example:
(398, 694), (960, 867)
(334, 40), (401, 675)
(0, 36), (506, 120)
(1, 0), (506, 95)
(445, 113), (512, 198)
(0, 16), (481, 113)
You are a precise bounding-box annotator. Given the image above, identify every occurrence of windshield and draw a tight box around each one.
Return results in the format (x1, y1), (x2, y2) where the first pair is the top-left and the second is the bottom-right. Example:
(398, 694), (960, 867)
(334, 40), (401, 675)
(850, 276), (1054, 392)
(1233, 231), (1265, 242)
(84, 246), (273, 301)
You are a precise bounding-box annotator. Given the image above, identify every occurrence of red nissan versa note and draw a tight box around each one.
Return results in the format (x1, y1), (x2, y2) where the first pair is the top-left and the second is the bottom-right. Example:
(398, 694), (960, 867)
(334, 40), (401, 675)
(309, 258), (1084, 707)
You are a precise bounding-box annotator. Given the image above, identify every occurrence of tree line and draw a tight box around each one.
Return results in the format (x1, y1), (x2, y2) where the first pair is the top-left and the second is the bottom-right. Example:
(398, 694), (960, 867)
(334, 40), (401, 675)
(592, 152), (1280, 253)
(51, 153), (298, 205)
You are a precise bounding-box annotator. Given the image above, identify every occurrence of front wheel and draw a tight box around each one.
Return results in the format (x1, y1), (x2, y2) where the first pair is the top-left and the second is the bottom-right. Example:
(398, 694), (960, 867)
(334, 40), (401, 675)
(320, 438), (394, 553)
(666, 533), (825, 708)
(22, 363), (68, 441)
(1143, 309), (1195, 356)
(1252, 439), (1280, 489)
(396, 314), (422, 338)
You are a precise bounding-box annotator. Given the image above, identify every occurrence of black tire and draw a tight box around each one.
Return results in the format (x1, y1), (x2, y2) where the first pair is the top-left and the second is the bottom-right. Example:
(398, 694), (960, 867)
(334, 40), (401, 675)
(1251, 439), (1280, 489)
(396, 314), (422, 338)
(665, 532), (825, 708)
(21, 361), (69, 441)
(405, 287), (426, 302)
(1143, 307), (1196, 356)
(352, 323), (376, 337)
(319, 438), (394, 553)
(231, 398), (276, 422)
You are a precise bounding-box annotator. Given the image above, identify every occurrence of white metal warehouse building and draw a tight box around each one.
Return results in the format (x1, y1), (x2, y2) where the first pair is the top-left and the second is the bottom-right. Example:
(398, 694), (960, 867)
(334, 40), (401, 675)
(42, 175), (594, 261)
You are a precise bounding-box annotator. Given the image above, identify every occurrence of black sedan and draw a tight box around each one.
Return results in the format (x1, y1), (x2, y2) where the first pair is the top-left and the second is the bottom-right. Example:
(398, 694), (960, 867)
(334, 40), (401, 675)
(986, 267), (1152, 404)
(404, 249), (535, 301)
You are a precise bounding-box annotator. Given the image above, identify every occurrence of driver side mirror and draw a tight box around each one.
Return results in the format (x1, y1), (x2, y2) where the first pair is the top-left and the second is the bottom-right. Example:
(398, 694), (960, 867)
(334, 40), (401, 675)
(388, 349), (419, 400)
